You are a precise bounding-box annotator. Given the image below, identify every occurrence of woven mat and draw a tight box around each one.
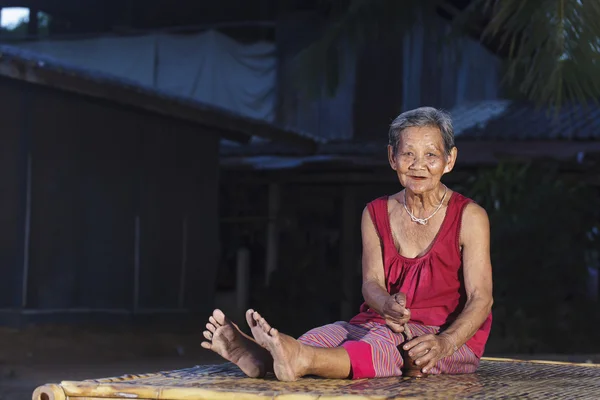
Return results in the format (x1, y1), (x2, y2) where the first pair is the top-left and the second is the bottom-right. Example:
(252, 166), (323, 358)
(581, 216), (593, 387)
(34, 357), (600, 399)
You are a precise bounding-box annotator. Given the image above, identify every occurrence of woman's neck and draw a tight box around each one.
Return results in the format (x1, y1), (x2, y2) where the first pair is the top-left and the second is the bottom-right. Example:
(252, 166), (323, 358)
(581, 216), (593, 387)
(404, 184), (447, 213)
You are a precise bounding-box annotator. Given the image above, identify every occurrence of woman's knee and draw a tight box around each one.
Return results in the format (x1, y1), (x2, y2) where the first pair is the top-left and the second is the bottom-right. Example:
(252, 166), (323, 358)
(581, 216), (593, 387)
(297, 322), (349, 347)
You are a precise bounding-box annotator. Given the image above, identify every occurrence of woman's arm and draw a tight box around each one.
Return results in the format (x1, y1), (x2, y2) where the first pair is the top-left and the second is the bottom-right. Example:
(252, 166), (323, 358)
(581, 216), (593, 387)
(441, 202), (494, 347)
(403, 202), (493, 371)
(360, 207), (409, 331)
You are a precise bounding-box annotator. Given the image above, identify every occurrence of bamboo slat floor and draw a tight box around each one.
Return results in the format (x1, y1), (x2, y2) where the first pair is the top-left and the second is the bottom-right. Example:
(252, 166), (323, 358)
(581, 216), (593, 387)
(33, 357), (600, 400)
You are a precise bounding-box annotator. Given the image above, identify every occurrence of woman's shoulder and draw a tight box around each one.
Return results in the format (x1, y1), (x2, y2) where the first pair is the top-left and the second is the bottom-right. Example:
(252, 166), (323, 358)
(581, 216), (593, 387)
(445, 190), (486, 225)
(365, 195), (390, 208)
(450, 191), (489, 227)
(449, 190), (477, 208)
(364, 194), (397, 221)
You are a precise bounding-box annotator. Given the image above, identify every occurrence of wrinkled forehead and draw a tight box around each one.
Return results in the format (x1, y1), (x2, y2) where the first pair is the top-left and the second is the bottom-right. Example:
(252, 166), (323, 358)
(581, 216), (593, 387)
(397, 126), (444, 148)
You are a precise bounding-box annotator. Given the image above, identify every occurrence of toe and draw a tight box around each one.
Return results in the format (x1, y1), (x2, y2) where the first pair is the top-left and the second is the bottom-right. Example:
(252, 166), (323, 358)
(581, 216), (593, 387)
(253, 311), (262, 322)
(206, 323), (216, 333)
(209, 316), (220, 328)
(260, 318), (272, 333)
(203, 330), (213, 341)
(246, 309), (257, 327)
(201, 341), (212, 350)
(213, 309), (227, 325)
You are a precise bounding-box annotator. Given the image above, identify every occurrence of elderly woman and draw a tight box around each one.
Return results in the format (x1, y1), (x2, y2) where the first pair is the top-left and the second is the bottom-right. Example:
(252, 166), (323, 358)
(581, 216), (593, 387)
(201, 107), (493, 381)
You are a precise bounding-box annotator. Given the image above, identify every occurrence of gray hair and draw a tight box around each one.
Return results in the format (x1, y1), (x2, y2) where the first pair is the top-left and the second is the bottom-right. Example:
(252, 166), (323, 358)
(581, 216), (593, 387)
(388, 107), (455, 156)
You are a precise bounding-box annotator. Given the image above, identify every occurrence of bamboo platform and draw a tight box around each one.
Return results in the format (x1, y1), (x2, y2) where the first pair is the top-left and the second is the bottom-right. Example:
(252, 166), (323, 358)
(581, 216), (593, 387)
(33, 357), (600, 400)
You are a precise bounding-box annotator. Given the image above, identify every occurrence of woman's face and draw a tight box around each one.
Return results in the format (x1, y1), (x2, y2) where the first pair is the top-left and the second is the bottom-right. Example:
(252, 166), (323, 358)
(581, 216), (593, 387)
(388, 126), (457, 194)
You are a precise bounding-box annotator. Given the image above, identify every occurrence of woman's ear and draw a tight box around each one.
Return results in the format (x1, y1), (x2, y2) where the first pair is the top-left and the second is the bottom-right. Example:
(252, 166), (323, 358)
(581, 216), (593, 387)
(444, 147), (458, 174)
(387, 145), (397, 170)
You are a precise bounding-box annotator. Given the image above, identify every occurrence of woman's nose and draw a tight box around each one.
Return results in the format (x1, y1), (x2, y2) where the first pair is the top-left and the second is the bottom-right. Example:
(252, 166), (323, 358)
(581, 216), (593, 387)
(410, 156), (426, 169)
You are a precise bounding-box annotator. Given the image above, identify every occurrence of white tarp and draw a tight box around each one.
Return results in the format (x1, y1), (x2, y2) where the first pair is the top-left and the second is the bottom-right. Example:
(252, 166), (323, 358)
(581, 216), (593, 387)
(15, 30), (276, 121)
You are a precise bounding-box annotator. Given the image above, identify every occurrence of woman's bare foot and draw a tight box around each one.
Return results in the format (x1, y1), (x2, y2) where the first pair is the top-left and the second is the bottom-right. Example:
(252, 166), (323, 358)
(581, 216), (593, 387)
(246, 309), (271, 348)
(248, 310), (309, 382)
(201, 309), (270, 378)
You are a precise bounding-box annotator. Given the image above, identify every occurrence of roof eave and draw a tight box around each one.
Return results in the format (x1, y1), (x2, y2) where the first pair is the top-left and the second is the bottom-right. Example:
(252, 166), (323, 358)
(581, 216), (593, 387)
(0, 49), (320, 151)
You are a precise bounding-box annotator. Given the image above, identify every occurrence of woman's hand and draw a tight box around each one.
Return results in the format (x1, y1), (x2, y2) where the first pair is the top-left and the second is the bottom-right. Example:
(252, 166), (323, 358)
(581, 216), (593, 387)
(382, 292), (411, 333)
(402, 333), (456, 373)
(360, 208), (412, 333)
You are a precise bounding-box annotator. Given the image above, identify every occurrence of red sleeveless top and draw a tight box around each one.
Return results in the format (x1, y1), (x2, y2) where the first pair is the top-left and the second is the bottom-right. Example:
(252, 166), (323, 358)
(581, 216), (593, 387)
(350, 192), (492, 358)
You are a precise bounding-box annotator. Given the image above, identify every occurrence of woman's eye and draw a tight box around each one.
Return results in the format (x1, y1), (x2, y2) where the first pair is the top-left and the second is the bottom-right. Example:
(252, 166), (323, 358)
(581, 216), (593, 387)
(427, 153), (437, 157)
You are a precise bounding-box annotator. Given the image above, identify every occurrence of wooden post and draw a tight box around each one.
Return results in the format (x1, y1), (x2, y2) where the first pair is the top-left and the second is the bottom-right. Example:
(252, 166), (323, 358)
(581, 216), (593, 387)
(133, 215), (140, 312)
(20, 86), (33, 309)
(265, 183), (280, 286)
(178, 215), (188, 308)
(236, 247), (250, 319)
(596, 241), (600, 303)
(597, 262), (600, 302)
(28, 8), (39, 36)
(340, 186), (357, 321)
(21, 152), (32, 307)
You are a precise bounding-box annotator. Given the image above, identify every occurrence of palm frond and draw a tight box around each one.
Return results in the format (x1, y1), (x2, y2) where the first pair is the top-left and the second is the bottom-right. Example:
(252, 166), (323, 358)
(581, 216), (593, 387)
(292, 0), (600, 112)
(472, 0), (600, 112)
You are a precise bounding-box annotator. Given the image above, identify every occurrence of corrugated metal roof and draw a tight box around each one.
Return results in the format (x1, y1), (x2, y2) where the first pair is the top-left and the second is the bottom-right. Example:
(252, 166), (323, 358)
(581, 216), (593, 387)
(454, 101), (600, 140)
(451, 100), (512, 136)
(0, 45), (322, 150)
(220, 155), (363, 170)
(221, 100), (600, 170)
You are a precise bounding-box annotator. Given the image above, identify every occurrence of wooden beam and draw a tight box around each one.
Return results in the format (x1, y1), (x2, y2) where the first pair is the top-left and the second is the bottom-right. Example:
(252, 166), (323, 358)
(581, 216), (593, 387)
(220, 169), (476, 185)
(455, 140), (600, 164)
(220, 158), (600, 186)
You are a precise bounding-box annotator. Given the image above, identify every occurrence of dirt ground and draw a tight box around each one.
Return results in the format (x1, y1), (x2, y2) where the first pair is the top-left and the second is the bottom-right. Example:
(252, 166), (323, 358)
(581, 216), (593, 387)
(0, 324), (223, 399)
(1, 324), (599, 400)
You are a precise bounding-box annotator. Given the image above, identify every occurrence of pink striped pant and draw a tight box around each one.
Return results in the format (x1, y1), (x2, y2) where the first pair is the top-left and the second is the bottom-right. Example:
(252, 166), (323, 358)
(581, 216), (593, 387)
(298, 321), (479, 379)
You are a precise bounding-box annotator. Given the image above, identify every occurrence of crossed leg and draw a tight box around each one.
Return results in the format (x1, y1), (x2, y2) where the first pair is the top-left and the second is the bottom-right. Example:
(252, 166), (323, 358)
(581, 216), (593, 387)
(202, 310), (480, 382)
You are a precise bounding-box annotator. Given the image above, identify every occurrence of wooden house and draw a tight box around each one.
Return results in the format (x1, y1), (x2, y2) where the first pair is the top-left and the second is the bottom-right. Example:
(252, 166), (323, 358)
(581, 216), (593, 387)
(0, 45), (316, 324)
